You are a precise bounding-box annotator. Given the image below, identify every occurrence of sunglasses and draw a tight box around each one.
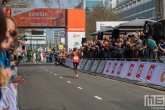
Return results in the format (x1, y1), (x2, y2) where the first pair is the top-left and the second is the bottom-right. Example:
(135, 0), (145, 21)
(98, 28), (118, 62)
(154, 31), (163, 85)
(7, 28), (17, 37)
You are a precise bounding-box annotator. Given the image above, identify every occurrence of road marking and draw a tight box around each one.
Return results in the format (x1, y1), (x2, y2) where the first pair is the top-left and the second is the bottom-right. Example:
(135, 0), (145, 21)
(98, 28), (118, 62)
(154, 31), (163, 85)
(94, 96), (102, 100)
(44, 68), (45, 69)
(50, 72), (52, 73)
(54, 74), (57, 75)
(60, 77), (63, 78)
(46, 70), (48, 71)
(77, 87), (82, 90)
(67, 81), (71, 83)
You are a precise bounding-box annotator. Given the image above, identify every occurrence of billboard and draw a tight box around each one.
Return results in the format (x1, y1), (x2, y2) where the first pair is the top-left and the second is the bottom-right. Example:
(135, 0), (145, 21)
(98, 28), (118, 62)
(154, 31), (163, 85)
(67, 9), (85, 32)
(67, 9), (85, 49)
(11, 8), (66, 27)
(96, 21), (128, 31)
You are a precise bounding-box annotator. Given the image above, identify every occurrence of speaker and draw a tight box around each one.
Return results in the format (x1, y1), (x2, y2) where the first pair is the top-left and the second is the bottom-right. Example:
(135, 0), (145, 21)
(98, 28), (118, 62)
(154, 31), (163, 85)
(81, 38), (87, 44)
(98, 32), (103, 40)
(144, 21), (154, 36)
(153, 22), (164, 38)
(112, 29), (119, 39)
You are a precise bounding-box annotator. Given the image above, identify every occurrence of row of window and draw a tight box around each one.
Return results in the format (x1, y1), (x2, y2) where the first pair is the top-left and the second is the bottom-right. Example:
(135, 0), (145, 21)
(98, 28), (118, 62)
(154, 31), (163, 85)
(86, 1), (103, 11)
(120, 9), (155, 20)
(119, 0), (155, 17)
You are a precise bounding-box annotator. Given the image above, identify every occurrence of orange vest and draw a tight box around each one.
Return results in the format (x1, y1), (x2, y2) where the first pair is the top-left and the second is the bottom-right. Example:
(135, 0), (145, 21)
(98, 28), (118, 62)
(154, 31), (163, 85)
(72, 52), (80, 63)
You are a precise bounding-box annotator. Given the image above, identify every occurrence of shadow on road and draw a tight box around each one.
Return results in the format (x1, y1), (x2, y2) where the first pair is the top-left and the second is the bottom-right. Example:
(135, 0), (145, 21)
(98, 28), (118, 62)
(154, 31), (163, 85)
(62, 76), (75, 78)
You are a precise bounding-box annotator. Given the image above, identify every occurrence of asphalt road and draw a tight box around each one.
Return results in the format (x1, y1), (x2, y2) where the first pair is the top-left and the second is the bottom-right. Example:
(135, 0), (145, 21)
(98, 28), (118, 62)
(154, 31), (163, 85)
(17, 63), (165, 110)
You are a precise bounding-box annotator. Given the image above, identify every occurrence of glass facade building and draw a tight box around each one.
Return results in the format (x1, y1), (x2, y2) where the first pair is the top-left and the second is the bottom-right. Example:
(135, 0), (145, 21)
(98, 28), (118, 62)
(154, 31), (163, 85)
(83, 0), (105, 11)
(113, 0), (155, 21)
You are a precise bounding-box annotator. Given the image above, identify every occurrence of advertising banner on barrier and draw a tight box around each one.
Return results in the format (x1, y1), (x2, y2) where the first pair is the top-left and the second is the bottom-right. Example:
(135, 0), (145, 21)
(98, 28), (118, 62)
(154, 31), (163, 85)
(78, 59), (83, 69)
(140, 63), (162, 83)
(112, 61), (127, 77)
(1, 85), (17, 110)
(84, 60), (93, 72)
(154, 64), (165, 86)
(103, 61), (113, 75)
(79, 59), (87, 70)
(122, 62), (140, 79)
(134, 62), (151, 82)
(96, 60), (106, 74)
(90, 60), (100, 73)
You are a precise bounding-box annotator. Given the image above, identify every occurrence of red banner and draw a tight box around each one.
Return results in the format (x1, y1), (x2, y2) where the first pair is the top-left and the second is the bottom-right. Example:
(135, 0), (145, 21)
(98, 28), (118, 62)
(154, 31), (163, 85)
(11, 8), (66, 27)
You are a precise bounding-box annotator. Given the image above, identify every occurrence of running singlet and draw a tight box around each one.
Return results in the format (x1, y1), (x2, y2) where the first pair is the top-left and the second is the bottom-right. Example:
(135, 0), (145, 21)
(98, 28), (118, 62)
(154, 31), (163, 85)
(72, 52), (80, 63)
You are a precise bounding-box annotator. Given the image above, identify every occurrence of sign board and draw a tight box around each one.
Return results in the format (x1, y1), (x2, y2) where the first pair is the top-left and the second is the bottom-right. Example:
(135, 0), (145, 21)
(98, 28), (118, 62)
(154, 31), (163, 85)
(11, 8), (66, 27)
(96, 21), (128, 31)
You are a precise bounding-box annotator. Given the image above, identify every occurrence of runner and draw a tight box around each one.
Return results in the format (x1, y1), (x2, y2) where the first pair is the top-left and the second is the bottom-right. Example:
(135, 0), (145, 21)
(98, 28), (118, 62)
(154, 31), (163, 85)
(72, 48), (80, 79)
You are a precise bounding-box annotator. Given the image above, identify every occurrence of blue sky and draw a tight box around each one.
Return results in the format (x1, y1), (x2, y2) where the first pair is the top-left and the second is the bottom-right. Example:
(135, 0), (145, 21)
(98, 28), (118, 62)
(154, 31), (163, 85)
(34, 0), (80, 41)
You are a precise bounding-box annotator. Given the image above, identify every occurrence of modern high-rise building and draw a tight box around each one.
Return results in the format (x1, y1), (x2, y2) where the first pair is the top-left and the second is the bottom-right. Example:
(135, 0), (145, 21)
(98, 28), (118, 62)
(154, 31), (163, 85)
(83, 0), (105, 11)
(111, 0), (155, 21)
(74, 0), (108, 11)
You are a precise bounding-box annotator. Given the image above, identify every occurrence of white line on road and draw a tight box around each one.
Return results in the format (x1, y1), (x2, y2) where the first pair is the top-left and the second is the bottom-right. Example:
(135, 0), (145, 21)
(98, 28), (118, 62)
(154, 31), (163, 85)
(60, 77), (63, 78)
(46, 70), (48, 71)
(54, 74), (57, 75)
(44, 68), (45, 69)
(77, 87), (83, 90)
(67, 81), (71, 83)
(50, 72), (52, 73)
(94, 96), (102, 100)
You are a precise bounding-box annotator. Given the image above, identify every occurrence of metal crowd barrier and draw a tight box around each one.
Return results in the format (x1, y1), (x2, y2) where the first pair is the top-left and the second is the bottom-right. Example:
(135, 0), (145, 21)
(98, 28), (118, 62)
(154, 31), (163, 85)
(64, 57), (165, 91)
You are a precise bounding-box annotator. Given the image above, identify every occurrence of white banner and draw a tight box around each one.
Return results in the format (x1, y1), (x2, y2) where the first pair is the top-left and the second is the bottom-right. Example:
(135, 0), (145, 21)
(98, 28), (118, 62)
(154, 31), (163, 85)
(90, 60), (99, 73)
(155, 64), (165, 86)
(67, 32), (85, 49)
(122, 62), (140, 79)
(102, 61), (113, 75)
(140, 63), (162, 83)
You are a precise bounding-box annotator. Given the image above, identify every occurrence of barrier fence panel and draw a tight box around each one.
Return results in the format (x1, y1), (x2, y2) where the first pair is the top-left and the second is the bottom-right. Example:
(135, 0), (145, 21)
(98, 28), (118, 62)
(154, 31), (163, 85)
(78, 59), (83, 69)
(95, 60), (107, 74)
(0, 83), (17, 110)
(79, 59), (87, 71)
(65, 57), (165, 88)
(89, 60), (100, 73)
(155, 64), (165, 87)
(83, 60), (94, 72)
(134, 62), (151, 82)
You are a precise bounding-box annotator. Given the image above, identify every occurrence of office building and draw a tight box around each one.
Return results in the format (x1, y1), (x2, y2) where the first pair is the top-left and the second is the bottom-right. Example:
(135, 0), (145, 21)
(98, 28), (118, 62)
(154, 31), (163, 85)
(111, 0), (155, 20)
(83, 0), (105, 11)
(25, 29), (47, 49)
(155, 0), (165, 20)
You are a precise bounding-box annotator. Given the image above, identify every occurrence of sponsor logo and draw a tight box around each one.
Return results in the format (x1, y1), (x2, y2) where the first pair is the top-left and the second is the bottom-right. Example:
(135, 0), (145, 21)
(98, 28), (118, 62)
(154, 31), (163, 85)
(117, 63), (123, 75)
(106, 62), (112, 73)
(73, 41), (80, 46)
(136, 64), (144, 78)
(146, 65), (155, 80)
(111, 63), (117, 74)
(160, 72), (165, 82)
(73, 34), (80, 38)
(14, 9), (21, 14)
(127, 64), (134, 76)
(68, 28), (85, 31)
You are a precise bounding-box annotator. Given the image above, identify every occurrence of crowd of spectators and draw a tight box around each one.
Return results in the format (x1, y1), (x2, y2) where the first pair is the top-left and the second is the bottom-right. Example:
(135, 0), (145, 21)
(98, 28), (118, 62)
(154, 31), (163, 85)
(0, 7), (26, 109)
(79, 33), (165, 61)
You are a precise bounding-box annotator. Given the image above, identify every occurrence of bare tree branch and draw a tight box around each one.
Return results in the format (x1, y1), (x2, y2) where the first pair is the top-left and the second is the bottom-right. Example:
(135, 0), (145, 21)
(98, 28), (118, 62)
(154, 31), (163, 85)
(86, 3), (119, 40)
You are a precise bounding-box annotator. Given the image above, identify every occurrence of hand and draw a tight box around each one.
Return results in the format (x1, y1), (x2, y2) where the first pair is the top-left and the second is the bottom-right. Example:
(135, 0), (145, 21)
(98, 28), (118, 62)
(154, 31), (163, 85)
(12, 75), (26, 84)
(11, 61), (16, 66)
(3, 106), (9, 110)
(4, 68), (13, 79)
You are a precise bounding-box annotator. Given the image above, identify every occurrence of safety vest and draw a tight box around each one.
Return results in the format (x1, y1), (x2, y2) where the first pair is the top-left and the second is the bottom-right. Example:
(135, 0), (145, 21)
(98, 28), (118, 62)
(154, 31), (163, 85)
(73, 52), (80, 63)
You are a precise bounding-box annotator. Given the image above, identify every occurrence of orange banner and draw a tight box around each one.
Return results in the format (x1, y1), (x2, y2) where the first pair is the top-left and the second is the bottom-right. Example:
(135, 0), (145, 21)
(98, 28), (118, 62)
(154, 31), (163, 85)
(67, 9), (85, 32)
(11, 8), (66, 27)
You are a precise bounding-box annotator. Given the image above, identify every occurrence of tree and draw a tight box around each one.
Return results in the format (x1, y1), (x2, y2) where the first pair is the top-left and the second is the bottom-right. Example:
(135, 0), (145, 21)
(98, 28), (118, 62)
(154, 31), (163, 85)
(86, 2), (119, 40)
